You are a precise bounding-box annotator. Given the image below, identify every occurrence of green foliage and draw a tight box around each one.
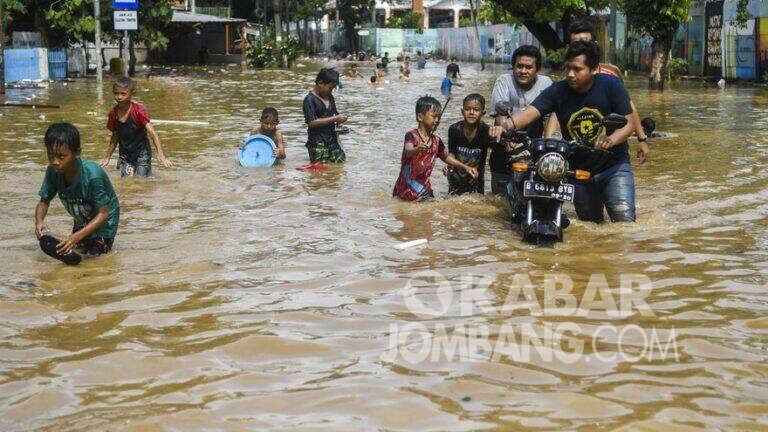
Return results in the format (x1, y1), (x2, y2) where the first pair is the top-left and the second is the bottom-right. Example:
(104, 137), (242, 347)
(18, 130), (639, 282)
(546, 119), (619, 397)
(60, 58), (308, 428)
(667, 57), (687, 77)
(44, 0), (97, 46)
(3, 0), (28, 27)
(247, 37), (277, 68)
(385, 11), (423, 29)
(279, 34), (302, 65)
(763, 70), (768, 83)
(477, 0), (516, 25)
(544, 47), (566, 70)
(489, 0), (610, 26)
(459, 17), (473, 27)
(619, 0), (691, 42)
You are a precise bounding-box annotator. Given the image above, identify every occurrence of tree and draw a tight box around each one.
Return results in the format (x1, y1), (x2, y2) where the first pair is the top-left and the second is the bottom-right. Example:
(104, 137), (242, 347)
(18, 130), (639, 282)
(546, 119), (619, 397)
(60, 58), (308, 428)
(385, 11), (422, 29)
(486, 0), (609, 50)
(619, 0), (691, 90)
(337, 0), (373, 53)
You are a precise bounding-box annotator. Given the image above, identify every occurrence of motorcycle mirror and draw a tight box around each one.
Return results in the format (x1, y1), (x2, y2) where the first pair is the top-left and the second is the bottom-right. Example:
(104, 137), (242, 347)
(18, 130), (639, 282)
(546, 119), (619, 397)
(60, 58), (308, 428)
(602, 113), (628, 130)
(494, 101), (514, 117)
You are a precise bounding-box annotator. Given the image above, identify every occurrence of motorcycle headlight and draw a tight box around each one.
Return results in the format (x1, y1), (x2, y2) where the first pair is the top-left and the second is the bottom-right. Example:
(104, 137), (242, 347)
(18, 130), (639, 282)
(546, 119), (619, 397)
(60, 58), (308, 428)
(536, 152), (568, 182)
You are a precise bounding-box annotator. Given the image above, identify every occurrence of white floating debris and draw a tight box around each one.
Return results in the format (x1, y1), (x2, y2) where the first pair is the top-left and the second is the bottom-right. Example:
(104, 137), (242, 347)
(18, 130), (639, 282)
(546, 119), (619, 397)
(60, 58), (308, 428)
(152, 119), (210, 126)
(717, 79), (726, 89)
(394, 238), (428, 250)
(39, 114), (46, 120)
(86, 111), (97, 116)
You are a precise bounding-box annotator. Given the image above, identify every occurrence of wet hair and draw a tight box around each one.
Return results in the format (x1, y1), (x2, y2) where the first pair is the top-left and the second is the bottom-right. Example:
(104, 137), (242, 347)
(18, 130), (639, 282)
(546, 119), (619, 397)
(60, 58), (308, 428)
(44, 122), (81, 153)
(641, 117), (656, 134)
(451, 57), (457, 61)
(261, 107), (279, 121)
(463, 93), (486, 110)
(370, 76), (377, 83)
(376, 62), (383, 69)
(415, 95), (442, 117)
(417, 51), (422, 55)
(512, 45), (542, 70)
(405, 56), (411, 61)
(113, 76), (135, 91)
(350, 63), (358, 68)
(315, 68), (339, 85)
(565, 40), (601, 69)
(569, 20), (595, 40)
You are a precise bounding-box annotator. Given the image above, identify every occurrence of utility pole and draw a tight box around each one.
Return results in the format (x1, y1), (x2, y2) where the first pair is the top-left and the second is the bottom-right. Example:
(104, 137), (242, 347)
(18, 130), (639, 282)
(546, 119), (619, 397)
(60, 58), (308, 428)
(0, 0), (6, 96)
(95, 0), (103, 84)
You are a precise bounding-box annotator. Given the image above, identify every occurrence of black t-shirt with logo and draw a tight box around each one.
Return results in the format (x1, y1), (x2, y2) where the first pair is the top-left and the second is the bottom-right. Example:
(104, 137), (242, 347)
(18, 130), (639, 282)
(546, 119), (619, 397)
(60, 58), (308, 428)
(448, 120), (490, 194)
(446, 63), (460, 77)
(531, 74), (632, 173)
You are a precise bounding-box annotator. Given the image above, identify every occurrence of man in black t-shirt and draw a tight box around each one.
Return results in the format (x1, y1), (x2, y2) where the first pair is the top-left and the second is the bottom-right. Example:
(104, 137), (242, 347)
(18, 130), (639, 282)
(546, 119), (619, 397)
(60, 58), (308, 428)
(499, 41), (636, 223)
(446, 57), (461, 79)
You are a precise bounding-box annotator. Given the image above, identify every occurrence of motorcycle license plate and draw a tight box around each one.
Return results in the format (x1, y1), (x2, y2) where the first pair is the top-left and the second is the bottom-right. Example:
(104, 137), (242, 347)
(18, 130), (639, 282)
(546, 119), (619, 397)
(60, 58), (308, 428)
(523, 181), (575, 202)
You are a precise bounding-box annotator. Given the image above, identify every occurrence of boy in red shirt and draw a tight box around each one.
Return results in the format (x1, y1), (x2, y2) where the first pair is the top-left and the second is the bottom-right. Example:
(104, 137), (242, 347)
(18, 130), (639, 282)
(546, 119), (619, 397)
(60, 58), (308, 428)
(393, 96), (477, 201)
(100, 77), (172, 177)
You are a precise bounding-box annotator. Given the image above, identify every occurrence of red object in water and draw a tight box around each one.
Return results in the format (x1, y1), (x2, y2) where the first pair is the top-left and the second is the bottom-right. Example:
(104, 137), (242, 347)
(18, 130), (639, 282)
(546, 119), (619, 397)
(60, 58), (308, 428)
(296, 161), (328, 171)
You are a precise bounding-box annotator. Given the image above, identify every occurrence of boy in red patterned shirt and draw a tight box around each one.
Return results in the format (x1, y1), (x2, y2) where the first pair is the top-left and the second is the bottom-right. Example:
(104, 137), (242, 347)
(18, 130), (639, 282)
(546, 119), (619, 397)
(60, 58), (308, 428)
(100, 77), (172, 177)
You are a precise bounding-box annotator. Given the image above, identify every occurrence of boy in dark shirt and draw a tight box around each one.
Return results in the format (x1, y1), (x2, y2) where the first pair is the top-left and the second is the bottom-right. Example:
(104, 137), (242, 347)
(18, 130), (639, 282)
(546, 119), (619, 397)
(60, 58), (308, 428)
(100, 77), (172, 177)
(446, 94), (502, 194)
(446, 57), (461, 79)
(302, 68), (349, 163)
(500, 41), (636, 223)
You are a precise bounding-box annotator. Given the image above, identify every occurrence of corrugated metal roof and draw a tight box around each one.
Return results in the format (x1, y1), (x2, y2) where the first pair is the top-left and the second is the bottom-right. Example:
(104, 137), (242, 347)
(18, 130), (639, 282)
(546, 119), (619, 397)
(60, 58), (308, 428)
(171, 10), (246, 23)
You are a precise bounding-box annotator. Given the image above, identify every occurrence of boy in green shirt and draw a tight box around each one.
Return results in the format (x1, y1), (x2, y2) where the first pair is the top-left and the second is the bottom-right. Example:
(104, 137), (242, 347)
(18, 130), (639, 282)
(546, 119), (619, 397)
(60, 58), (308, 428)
(35, 123), (120, 256)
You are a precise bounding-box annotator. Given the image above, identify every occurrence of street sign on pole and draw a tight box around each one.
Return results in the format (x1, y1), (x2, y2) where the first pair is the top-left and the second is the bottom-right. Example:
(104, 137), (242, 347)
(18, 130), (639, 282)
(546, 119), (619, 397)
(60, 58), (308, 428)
(114, 11), (138, 31)
(112, 0), (139, 10)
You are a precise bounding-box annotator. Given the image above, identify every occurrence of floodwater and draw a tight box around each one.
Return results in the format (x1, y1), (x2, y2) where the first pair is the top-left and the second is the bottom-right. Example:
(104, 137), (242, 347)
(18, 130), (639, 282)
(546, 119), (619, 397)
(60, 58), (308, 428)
(1, 60), (767, 431)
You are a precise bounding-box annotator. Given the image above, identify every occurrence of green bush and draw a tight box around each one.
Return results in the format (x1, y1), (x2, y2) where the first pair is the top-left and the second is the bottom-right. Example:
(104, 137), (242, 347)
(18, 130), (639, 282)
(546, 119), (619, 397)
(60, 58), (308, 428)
(246, 28), (302, 69)
(280, 35), (302, 67)
(544, 47), (566, 70)
(386, 12), (423, 29)
(459, 17), (473, 28)
(667, 57), (688, 78)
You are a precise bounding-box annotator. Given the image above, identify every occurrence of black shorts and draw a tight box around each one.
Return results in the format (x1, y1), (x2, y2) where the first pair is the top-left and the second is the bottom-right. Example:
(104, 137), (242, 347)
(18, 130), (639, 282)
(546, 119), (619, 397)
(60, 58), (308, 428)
(118, 146), (152, 177)
(72, 226), (114, 255)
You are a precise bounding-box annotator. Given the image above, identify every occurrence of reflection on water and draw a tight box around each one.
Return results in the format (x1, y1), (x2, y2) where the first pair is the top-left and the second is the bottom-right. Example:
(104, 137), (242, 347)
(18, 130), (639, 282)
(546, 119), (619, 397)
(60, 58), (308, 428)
(1, 62), (767, 430)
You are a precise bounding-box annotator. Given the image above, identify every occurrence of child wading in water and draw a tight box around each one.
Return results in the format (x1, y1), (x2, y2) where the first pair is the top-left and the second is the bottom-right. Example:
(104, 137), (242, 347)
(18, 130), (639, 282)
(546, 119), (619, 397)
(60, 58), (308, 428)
(302, 68), (349, 163)
(100, 77), (172, 177)
(238, 107), (286, 159)
(446, 94), (503, 195)
(393, 96), (478, 201)
(36, 123), (120, 256)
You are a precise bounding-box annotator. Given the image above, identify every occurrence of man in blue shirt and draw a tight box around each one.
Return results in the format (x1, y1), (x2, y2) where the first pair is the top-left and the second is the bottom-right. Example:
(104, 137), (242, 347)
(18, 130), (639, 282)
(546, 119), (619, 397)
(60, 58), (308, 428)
(499, 41), (636, 223)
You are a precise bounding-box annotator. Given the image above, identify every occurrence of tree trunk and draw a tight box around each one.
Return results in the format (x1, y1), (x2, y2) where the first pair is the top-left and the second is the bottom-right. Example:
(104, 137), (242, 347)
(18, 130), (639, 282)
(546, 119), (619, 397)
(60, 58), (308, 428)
(304, 19), (310, 53)
(33, 1), (50, 47)
(649, 35), (671, 90)
(522, 20), (565, 50)
(0, 0), (5, 96)
(468, 0), (484, 69)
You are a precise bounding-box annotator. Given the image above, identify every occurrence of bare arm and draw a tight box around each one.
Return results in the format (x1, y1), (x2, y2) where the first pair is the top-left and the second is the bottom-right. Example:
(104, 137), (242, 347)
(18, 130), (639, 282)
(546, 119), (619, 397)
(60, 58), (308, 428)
(629, 101), (650, 163)
(308, 114), (345, 128)
(56, 205), (109, 255)
(34, 200), (50, 238)
(100, 132), (118, 167)
(544, 115), (561, 138)
(596, 114), (635, 150)
(500, 107), (543, 132)
(146, 123), (172, 167)
(274, 131), (286, 158)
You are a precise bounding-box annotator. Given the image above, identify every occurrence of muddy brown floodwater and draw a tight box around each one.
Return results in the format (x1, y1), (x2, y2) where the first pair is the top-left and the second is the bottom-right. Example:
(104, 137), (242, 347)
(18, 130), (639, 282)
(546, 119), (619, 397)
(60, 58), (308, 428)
(1, 61), (768, 431)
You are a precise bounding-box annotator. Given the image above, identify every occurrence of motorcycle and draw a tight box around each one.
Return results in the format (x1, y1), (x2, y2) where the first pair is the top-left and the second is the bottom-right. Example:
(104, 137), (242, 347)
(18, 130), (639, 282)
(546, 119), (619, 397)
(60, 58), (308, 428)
(494, 102), (628, 245)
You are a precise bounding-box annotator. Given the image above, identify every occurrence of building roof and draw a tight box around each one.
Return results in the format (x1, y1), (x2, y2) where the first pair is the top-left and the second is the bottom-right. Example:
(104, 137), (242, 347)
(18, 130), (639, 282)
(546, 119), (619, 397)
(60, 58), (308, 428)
(171, 10), (246, 23)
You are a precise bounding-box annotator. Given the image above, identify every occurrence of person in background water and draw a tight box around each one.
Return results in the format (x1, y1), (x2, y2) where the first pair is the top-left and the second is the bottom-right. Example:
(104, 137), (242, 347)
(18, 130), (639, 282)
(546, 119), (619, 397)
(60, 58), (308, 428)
(393, 96), (478, 201)
(489, 45), (554, 196)
(36, 123), (120, 256)
(445, 94), (503, 195)
(302, 68), (349, 163)
(446, 57), (462, 80)
(545, 20), (650, 163)
(376, 62), (385, 79)
(237, 107), (286, 160)
(382, 52), (390, 69)
(399, 57), (412, 80)
(499, 41), (637, 223)
(370, 75), (382, 88)
(415, 51), (427, 70)
(441, 70), (463, 96)
(100, 77), (172, 177)
(346, 63), (363, 78)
